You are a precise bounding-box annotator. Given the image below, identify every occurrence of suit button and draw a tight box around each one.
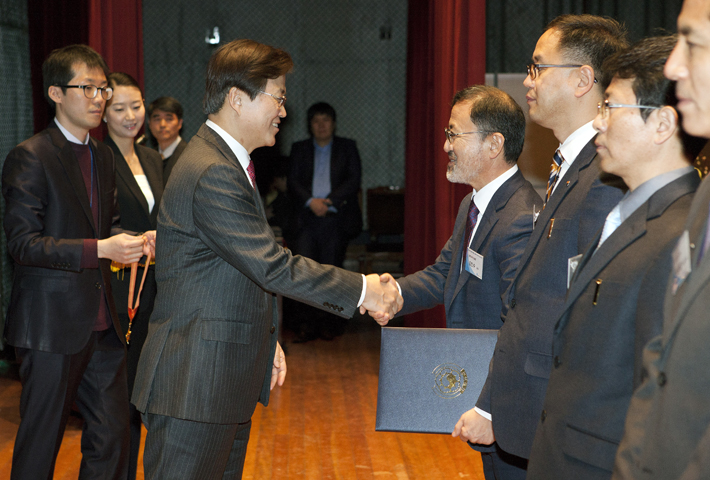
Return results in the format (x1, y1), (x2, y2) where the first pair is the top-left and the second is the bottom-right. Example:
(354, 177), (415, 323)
(540, 410), (547, 422)
(553, 356), (561, 368)
(270, 326), (276, 334)
(95, 282), (101, 289)
(657, 372), (667, 386)
(510, 299), (516, 308)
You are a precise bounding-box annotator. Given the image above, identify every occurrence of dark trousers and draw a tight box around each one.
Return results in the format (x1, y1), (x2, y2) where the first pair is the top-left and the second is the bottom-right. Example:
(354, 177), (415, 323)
(11, 329), (130, 480)
(480, 444), (528, 480)
(142, 413), (251, 480)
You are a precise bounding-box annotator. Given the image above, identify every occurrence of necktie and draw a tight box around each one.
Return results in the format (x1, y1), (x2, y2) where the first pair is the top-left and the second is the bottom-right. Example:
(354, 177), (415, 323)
(545, 150), (563, 206)
(247, 158), (257, 189)
(464, 196), (480, 250)
(596, 204), (622, 251)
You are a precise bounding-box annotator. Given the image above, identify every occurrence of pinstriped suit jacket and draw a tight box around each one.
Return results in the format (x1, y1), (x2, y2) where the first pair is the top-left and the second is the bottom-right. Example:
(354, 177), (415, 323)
(132, 124), (363, 424)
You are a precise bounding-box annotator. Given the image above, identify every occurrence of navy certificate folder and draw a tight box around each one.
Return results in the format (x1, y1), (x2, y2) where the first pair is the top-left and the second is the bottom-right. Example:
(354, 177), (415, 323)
(376, 327), (498, 434)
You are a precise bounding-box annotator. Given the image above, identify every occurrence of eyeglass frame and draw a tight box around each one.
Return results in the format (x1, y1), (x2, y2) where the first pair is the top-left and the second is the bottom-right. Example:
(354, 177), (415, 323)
(444, 128), (492, 144)
(597, 99), (662, 119)
(258, 90), (286, 107)
(526, 63), (598, 84)
(53, 84), (113, 100)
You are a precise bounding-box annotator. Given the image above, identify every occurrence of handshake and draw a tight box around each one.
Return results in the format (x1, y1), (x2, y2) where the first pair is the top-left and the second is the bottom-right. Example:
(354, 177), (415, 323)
(360, 273), (403, 325)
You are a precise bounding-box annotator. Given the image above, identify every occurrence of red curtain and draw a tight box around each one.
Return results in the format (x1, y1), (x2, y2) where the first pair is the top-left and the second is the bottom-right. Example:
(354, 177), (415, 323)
(403, 0), (486, 328)
(27, 0), (144, 137)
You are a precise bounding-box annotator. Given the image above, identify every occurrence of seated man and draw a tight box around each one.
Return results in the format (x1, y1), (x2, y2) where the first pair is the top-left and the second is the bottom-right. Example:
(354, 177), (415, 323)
(526, 35), (705, 479)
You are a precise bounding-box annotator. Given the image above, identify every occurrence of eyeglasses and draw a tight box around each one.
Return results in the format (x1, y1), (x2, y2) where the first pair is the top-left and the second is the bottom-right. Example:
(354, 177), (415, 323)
(258, 90), (286, 107)
(444, 128), (491, 144)
(54, 84), (113, 100)
(526, 63), (598, 83)
(597, 100), (661, 119)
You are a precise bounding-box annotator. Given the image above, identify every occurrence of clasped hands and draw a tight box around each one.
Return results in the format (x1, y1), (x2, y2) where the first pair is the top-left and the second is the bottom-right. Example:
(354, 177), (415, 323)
(360, 273), (403, 325)
(98, 230), (156, 264)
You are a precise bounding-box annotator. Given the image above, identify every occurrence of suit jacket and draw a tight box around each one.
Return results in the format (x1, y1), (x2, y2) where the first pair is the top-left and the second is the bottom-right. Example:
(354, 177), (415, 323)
(132, 124), (364, 424)
(526, 171), (699, 480)
(2, 122), (124, 354)
(613, 173), (710, 480)
(397, 169), (542, 329)
(289, 136), (362, 237)
(476, 138), (626, 459)
(162, 138), (188, 187)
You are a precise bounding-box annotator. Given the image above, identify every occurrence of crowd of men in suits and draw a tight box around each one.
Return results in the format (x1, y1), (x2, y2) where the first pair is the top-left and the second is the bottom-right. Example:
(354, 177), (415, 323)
(4, 0), (710, 478)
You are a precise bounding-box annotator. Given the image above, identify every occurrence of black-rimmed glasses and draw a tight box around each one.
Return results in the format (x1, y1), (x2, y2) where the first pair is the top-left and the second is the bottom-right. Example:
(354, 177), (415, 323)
(444, 128), (491, 144)
(597, 99), (661, 119)
(258, 90), (286, 107)
(54, 84), (113, 100)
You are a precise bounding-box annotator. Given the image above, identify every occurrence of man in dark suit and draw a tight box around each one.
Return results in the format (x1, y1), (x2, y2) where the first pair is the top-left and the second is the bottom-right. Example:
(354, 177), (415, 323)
(288, 102), (362, 341)
(2, 45), (155, 480)
(613, 2), (710, 478)
(526, 35), (705, 480)
(392, 85), (541, 478)
(462, 15), (629, 477)
(131, 39), (402, 480)
(147, 96), (187, 185)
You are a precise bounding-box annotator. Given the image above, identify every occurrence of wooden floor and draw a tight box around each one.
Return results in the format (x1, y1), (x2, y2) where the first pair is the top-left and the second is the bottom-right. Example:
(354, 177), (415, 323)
(0, 319), (485, 479)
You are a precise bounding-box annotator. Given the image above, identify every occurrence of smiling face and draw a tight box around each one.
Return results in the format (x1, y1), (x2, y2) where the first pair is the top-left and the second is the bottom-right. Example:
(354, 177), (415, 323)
(443, 101), (489, 189)
(523, 29), (577, 132)
(592, 77), (657, 189)
(239, 75), (287, 153)
(49, 62), (107, 140)
(104, 85), (145, 141)
(148, 108), (182, 148)
(665, 0), (710, 138)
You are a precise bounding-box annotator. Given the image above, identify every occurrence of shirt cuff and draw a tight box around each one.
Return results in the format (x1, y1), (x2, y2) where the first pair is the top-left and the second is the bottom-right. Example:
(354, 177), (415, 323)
(357, 274), (366, 307)
(474, 407), (492, 421)
(81, 239), (99, 269)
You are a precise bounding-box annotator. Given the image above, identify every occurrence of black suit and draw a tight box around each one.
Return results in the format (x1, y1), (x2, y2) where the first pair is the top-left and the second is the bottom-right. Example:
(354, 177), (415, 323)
(103, 135), (163, 480)
(162, 138), (188, 186)
(2, 122), (130, 479)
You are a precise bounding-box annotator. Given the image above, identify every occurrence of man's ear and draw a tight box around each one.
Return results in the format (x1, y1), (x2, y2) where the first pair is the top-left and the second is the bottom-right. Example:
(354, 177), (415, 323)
(48, 86), (64, 105)
(654, 105), (679, 145)
(574, 65), (596, 98)
(227, 87), (244, 114)
(488, 132), (505, 159)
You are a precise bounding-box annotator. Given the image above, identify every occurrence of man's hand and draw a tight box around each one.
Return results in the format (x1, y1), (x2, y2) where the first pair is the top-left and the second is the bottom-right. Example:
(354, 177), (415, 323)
(360, 273), (403, 325)
(309, 198), (331, 217)
(97, 234), (146, 264)
(452, 408), (495, 445)
(270, 341), (287, 390)
(142, 230), (156, 258)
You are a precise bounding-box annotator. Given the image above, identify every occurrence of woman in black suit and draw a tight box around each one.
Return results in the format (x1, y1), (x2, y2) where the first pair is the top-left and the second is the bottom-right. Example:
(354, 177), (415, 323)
(102, 72), (163, 480)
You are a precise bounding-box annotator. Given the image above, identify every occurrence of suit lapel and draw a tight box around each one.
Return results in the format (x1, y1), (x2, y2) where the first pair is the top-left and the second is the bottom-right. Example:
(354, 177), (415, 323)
(51, 127), (96, 234)
(138, 146), (164, 226)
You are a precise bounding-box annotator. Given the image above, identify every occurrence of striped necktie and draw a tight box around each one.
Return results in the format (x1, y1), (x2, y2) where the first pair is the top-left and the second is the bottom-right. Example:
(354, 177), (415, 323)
(545, 150), (563, 206)
(247, 158), (257, 189)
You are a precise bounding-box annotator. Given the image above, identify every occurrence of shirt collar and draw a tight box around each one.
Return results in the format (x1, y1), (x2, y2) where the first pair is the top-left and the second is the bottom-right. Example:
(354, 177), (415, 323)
(617, 166), (695, 223)
(54, 117), (90, 145)
(205, 119), (251, 173)
(472, 164), (519, 215)
(558, 120), (596, 166)
(160, 135), (182, 158)
(313, 138), (333, 152)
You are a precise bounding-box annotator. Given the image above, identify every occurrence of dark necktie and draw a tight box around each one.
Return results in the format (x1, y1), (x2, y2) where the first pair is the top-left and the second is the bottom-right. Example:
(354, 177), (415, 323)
(247, 158), (257, 189)
(465, 196), (480, 250)
(545, 149), (563, 206)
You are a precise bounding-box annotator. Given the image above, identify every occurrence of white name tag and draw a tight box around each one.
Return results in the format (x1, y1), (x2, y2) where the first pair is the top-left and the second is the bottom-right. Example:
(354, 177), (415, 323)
(568, 254), (583, 289)
(671, 230), (692, 295)
(465, 247), (484, 280)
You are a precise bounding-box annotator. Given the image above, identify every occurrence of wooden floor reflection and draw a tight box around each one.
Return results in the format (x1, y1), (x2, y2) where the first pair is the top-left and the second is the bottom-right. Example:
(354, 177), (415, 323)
(0, 319), (485, 479)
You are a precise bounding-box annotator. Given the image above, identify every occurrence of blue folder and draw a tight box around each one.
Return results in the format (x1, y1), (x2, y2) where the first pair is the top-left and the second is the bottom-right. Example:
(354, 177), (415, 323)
(376, 327), (498, 434)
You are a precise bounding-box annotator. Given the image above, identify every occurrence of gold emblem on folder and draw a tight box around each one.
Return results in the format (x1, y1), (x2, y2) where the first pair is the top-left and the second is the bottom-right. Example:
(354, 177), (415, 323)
(432, 363), (468, 399)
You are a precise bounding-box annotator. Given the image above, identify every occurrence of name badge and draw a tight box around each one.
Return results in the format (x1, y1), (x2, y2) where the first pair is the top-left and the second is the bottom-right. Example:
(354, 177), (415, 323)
(671, 230), (692, 295)
(568, 254), (583, 289)
(465, 247), (484, 280)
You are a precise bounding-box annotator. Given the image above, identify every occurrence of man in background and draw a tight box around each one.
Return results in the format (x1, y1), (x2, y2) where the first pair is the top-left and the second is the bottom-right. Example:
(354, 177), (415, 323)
(147, 96), (187, 184)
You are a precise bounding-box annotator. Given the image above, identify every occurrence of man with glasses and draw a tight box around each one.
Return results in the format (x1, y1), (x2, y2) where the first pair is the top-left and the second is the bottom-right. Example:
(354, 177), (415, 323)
(2, 44), (155, 479)
(462, 15), (628, 478)
(390, 85), (541, 479)
(525, 35), (704, 479)
(613, 2), (710, 478)
(131, 39), (402, 479)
